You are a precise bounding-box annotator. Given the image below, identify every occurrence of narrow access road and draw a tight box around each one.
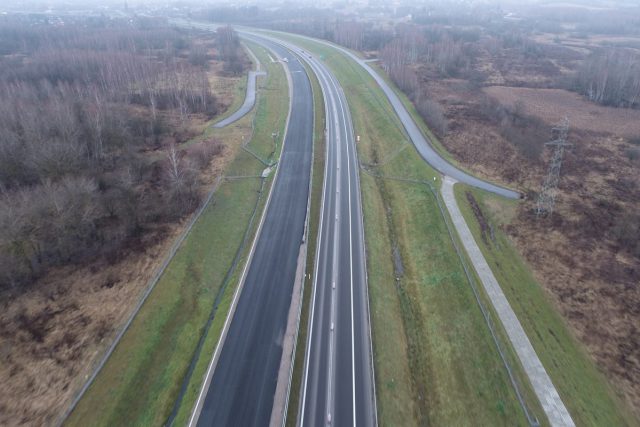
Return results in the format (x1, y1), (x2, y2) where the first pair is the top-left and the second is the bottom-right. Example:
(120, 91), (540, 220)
(262, 30), (574, 427)
(261, 31), (521, 200)
(214, 70), (265, 128)
(189, 36), (314, 427)
(316, 31), (574, 427)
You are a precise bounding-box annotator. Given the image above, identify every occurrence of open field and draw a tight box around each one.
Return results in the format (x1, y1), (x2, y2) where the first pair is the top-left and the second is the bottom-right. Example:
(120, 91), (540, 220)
(274, 32), (539, 426)
(418, 31), (640, 419)
(64, 41), (288, 426)
(455, 184), (639, 427)
(484, 86), (640, 138)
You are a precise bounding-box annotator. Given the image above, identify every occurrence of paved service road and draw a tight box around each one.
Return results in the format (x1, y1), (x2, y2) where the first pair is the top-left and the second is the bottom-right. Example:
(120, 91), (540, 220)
(190, 37), (313, 427)
(214, 70), (266, 128)
(442, 178), (575, 427)
(264, 32), (521, 200)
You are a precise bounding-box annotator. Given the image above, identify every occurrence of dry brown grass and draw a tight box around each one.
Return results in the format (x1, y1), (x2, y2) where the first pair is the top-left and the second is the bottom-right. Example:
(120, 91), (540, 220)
(0, 140), (235, 426)
(484, 86), (640, 138)
(429, 73), (640, 418)
(0, 48), (245, 425)
(0, 222), (183, 426)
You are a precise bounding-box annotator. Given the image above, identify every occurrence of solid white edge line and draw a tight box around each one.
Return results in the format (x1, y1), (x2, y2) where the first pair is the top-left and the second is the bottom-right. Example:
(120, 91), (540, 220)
(187, 39), (294, 427)
(246, 33), (376, 426)
(279, 48), (316, 427)
(326, 70), (358, 427)
(337, 67), (380, 427)
(298, 56), (331, 427)
(322, 43), (377, 427)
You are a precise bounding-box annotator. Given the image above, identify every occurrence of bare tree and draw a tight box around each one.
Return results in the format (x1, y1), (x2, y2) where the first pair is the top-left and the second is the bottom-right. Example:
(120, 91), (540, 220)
(574, 49), (640, 108)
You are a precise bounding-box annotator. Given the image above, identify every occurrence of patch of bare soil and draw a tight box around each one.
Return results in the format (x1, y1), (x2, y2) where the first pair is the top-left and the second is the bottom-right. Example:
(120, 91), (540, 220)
(484, 86), (640, 138)
(426, 75), (640, 417)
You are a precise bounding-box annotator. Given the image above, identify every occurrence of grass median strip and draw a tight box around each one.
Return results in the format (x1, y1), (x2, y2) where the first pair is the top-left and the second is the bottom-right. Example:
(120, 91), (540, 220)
(272, 32), (533, 426)
(65, 41), (289, 427)
(454, 184), (639, 427)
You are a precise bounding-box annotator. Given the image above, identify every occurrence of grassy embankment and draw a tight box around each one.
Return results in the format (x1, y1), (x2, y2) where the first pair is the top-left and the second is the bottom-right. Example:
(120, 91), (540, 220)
(272, 32), (535, 426)
(455, 184), (640, 427)
(333, 36), (634, 426)
(66, 41), (288, 427)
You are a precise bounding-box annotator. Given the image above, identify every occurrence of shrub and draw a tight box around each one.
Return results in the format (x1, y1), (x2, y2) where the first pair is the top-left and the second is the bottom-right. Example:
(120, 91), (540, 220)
(415, 95), (448, 137)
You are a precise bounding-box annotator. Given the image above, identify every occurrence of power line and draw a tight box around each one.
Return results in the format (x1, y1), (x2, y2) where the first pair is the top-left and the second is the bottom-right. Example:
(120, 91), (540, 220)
(536, 117), (571, 217)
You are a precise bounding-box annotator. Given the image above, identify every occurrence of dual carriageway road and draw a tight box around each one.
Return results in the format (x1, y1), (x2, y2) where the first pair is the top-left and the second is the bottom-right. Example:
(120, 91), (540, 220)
(189, 31), (377, 427)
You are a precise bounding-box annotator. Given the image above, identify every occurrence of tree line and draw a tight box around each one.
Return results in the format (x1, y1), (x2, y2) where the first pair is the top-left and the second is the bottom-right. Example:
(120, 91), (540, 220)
(0, 20), (240, 288)
(572, 48), (640, 108)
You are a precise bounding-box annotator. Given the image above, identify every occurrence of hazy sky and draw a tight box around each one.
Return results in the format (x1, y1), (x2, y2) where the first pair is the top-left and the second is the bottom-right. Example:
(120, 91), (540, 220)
(1, 0), (637, 11)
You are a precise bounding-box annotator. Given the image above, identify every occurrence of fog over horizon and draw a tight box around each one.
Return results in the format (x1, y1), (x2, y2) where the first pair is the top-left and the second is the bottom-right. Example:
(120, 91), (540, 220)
(2, 0), (640, 10)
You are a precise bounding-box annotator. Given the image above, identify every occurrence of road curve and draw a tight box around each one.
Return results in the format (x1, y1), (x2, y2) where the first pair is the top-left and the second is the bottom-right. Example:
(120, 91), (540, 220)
(214, 70), (265, 128)
(259, 31), (521, 200)
(189, 37), (314, 426)
(261, 30), (576, 427)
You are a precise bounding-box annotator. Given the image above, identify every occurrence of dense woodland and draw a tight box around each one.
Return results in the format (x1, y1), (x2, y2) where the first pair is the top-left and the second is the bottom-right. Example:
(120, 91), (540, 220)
(0, 19), (245, 288)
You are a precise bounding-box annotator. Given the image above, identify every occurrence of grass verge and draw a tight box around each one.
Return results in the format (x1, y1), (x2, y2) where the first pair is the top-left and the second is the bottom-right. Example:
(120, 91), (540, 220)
(65, 42), (289, 427)
(273, 33), (534, 426)
(454, 184), (640, 427)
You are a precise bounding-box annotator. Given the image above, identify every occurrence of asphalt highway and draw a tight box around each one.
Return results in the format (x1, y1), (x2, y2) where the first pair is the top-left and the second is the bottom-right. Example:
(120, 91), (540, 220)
(190, 37), (313, 426)
(237, 33), (378, 427)
(261, 31), (521, 200)
(296, 46), (378, 427)
(245, 34), (378, 426)
(184, 26), (377, 426)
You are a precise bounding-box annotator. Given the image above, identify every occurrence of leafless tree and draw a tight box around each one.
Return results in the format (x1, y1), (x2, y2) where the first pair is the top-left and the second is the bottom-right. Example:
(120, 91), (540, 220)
(573, 49), (640, 108)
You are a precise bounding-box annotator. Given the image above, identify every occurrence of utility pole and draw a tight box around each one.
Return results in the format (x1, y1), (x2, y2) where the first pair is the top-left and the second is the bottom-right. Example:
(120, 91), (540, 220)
(536, 118), (571, 217)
